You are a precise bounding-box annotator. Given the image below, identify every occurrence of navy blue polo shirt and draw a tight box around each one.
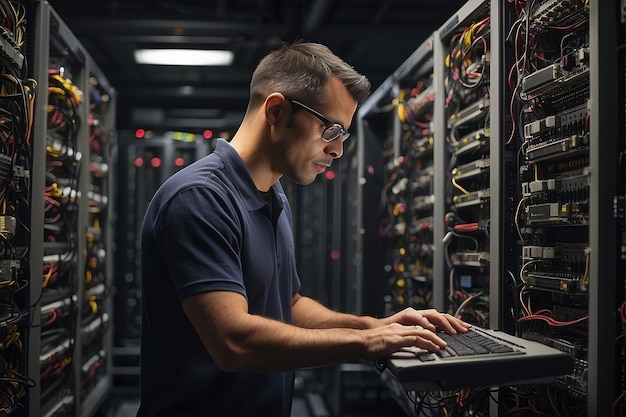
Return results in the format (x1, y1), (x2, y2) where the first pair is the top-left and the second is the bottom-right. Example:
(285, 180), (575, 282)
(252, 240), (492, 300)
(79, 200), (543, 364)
(138, 138), (301, 417)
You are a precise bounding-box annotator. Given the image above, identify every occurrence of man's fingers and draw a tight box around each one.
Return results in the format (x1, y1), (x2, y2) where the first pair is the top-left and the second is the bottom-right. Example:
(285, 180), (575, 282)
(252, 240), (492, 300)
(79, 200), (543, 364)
(410, 327), (446, 350)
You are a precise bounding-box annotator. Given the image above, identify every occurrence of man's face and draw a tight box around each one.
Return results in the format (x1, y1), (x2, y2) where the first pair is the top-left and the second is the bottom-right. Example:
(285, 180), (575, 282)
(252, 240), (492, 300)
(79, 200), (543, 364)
(273, 77), (358, 185)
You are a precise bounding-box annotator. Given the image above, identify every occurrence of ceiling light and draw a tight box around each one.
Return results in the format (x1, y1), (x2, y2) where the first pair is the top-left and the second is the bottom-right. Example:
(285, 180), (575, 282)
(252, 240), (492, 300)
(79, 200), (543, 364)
(134, 49), (234, 66)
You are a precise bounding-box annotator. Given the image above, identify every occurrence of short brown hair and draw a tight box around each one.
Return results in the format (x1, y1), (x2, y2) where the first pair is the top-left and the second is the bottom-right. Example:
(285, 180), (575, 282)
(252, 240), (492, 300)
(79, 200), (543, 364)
(248, 40), (370, 110)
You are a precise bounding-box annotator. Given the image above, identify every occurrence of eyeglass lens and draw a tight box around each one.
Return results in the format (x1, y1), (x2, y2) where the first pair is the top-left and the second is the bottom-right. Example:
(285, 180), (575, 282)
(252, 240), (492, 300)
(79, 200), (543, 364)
(323, 125), (350, 142)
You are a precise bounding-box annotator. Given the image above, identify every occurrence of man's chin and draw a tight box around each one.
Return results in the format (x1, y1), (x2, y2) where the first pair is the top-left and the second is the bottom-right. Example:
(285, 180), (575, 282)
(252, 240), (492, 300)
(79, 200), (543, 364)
(286, 174), (316, 186)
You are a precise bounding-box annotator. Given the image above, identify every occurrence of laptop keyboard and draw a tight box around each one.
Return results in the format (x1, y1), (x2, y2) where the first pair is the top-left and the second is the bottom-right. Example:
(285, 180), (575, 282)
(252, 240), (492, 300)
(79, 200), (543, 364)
(415, 329), (525, 362)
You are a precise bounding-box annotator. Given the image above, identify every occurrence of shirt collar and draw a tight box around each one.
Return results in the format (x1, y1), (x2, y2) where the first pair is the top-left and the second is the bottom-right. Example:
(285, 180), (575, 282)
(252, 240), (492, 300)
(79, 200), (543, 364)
(214, 138), (278, 212)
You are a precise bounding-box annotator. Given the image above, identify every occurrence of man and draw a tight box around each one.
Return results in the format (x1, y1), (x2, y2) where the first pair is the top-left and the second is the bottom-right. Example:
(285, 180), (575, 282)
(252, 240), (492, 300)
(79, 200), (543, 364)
(137, 41), (470, 417)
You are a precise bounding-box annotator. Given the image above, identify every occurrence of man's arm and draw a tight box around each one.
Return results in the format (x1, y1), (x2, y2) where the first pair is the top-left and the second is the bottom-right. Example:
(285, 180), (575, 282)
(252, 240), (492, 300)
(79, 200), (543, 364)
(291, 293), (470, 335)
(290, 293), (378, 329)
(182, 290), (463, 373)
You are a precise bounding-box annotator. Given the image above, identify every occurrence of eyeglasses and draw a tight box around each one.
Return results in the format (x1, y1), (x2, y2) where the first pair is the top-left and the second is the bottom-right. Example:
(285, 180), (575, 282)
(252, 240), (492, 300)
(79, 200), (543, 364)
(287, 98), (350, 143)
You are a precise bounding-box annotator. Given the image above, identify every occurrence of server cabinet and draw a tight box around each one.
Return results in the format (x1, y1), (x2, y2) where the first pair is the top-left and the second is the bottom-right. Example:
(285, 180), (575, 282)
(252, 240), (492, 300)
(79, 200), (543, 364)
(26, 2), (116, 416)
(357, 0), (622, 416)
(0, 0), (37, 414)
(437, 0), (493, 328)
(355, 34), (438, 320)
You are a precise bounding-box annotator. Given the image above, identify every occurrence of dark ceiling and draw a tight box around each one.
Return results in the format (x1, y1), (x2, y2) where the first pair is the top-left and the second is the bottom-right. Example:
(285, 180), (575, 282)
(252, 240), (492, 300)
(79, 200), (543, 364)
(47, 0), (465, 133)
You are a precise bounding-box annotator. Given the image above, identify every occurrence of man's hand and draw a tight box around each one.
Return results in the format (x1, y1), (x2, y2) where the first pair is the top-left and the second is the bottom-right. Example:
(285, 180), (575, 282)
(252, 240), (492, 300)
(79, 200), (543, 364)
(359, 323), (446, 360)
(358, 309), (471, 361)
(379, 308), (471, 335)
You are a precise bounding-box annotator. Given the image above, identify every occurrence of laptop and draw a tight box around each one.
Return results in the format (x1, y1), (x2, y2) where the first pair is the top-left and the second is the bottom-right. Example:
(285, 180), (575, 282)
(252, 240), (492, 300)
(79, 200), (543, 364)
(381, 326), (575, 391)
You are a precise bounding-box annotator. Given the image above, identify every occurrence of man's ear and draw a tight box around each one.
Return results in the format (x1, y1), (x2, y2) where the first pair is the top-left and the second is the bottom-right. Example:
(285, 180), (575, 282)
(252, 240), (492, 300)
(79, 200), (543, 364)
(264, 93), (286, 126)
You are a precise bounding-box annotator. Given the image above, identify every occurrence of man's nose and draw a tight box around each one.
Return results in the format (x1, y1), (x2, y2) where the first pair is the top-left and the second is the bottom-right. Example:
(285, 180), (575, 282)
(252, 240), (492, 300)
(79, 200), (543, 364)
(326, 139), (344, 159)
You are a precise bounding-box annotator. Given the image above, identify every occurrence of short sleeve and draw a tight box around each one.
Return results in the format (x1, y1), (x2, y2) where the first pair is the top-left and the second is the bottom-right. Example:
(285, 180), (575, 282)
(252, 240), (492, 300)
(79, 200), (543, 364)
(153, 185), (247, 301)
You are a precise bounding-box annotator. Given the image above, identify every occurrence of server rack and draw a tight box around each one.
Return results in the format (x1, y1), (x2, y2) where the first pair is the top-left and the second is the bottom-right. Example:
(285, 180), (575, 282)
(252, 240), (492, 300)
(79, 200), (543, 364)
(356, 0), (622, 416)
(112, 131), (211, 390)
(26, 2), (116, 416)
(351, 34), (441, 417)
(0, 0), (36, 414)
(355, 34), (438, 320)
(437, 0), (493, 329)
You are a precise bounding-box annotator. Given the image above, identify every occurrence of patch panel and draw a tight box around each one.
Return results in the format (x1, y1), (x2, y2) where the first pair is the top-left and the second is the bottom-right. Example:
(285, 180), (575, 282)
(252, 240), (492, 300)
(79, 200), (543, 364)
(452, 188), (490, 208)
(451, 251), (490, 267)
(529, 0), (589, 32)
(451, 157), (490, 180)
(447, 97), (490, 129)
(454, 128), (490, 156)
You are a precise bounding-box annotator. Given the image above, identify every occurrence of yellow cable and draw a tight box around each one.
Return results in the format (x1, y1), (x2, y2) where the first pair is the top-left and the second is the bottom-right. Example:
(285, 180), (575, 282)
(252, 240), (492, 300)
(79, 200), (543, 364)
(42, 266), (53, 288)
(396, 90), (406, 122)
(0, 280), (14, 288)
(89, 298), (99, 313)
(451, 176), (470, 194)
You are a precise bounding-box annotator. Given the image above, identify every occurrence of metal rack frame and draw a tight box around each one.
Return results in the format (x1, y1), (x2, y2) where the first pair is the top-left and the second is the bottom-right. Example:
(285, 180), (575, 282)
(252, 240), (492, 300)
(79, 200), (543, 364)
(28, 2), (116, 415)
